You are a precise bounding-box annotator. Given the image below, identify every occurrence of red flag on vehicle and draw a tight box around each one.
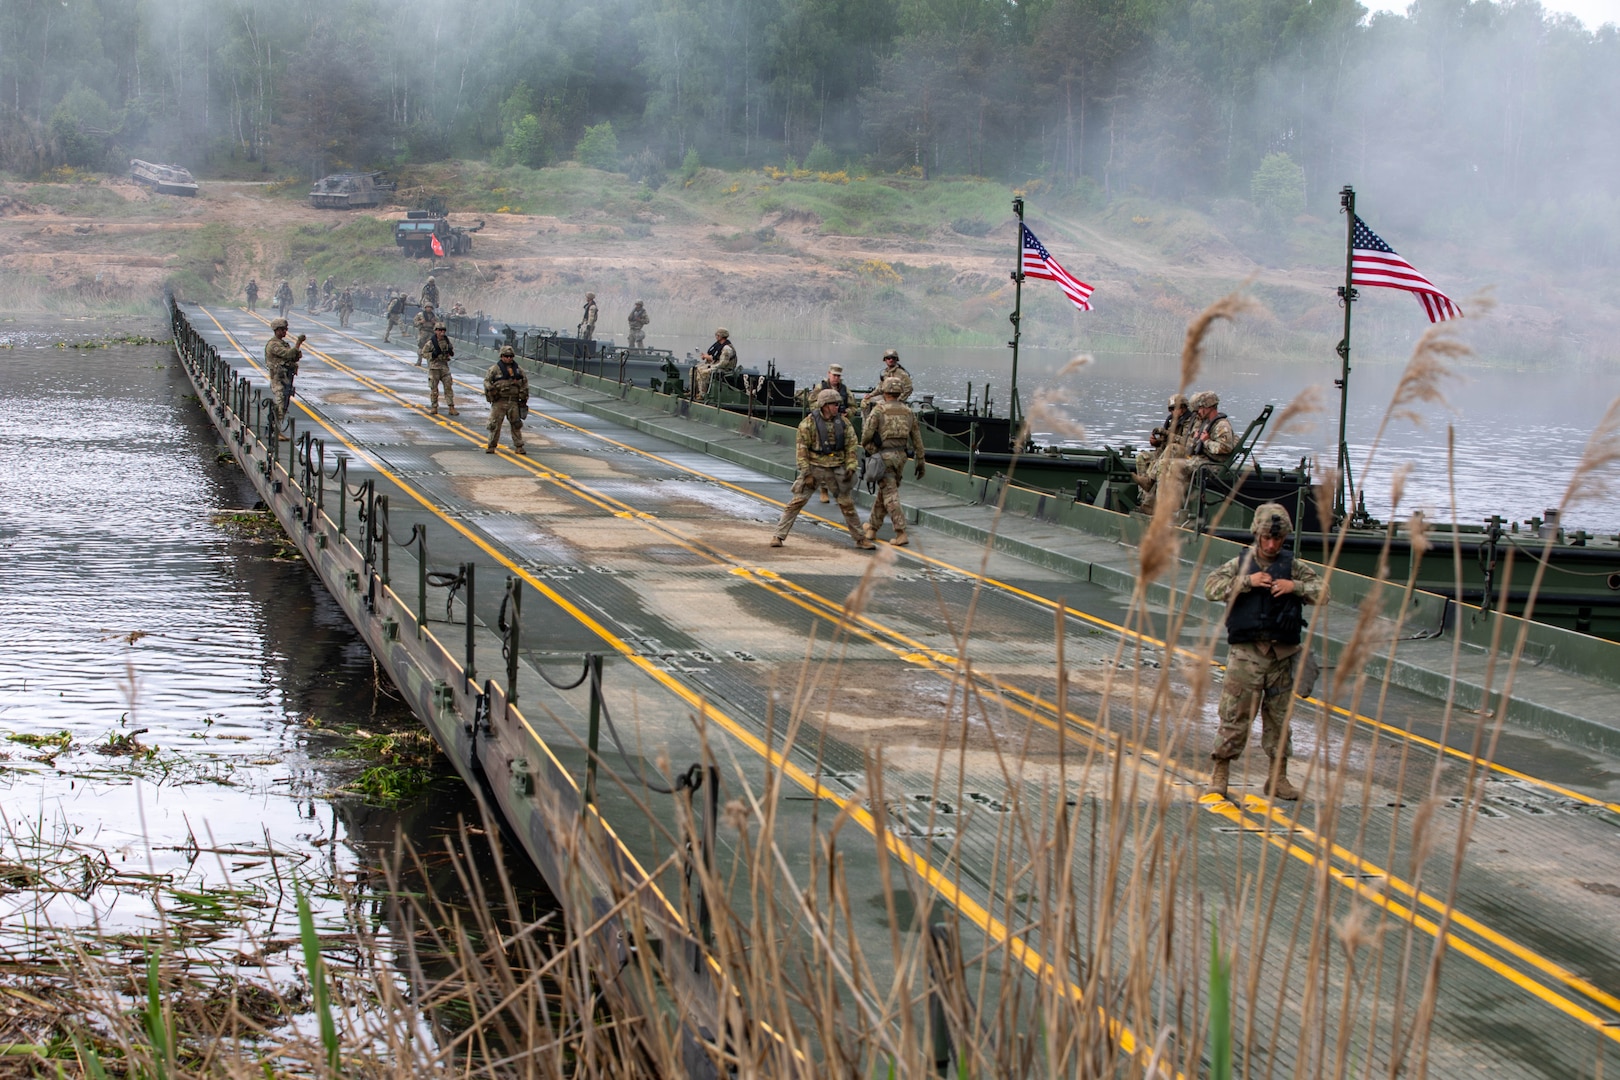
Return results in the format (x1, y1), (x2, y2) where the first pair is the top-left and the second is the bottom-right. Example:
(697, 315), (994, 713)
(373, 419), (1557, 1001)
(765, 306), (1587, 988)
(430, 233), (445, 258)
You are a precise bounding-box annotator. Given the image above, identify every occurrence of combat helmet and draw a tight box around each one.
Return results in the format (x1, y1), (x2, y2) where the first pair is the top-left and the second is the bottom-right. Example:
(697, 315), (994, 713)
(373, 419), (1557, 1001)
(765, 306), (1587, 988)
(499, 345), (515, 357)
(714, 327), (729, 339)
(270, 317), (289, 330)
(816, 388), (842, 408)
(1190, 390), (1220, 410)
(586, 292), (595, 300)
(1168, 393), (1189, 409)
(434, 322), (447, 331)
(882, 348), (900, 361)
(881, 376), (905, 395)
(426, 275), (436, 283)
(1251, 502), (1293, 539)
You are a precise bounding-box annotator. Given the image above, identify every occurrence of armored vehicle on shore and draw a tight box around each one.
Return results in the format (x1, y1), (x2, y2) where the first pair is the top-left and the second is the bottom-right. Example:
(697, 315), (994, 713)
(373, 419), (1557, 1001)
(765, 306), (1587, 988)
(129, 159), (198, 196)
(394, 207), (484, 258)
(309, 171), (395, 209)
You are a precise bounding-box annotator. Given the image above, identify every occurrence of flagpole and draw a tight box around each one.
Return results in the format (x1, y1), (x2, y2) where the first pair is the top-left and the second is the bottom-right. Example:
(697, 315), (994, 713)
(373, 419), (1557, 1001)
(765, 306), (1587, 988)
(1334, 185), (1357, 523)
(1009, 195), (1024, 430)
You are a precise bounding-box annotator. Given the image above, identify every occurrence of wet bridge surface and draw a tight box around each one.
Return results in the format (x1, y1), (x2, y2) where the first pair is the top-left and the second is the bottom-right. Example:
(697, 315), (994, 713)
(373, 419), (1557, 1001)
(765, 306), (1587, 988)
(182, 302), (1620, 1078)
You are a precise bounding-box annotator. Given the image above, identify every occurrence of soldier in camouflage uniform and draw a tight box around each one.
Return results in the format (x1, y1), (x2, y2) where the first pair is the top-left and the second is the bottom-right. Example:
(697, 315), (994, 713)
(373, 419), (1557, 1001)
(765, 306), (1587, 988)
(413, 303), (436, 366)
(770, 389), (873, 549)
(1203, 502), (1325, 802)
(861, 349), (912, 413)
(1135, 393), (1192, 512)
(420, 275), (439, 310)
(245, 279), (259, 312)
(1188, 390), (1236, 461)
(263, 317), (305, 437)
(863, 376), (926, 545)
(422, 322), (458, 416)
(306, 278), (318, 312)
(383, 292), (406, 343)
(321, 276), (336, 309)
(337, 287), (355, 328)
(578, 292), (598, 340)
(626, 300), (649, 348)
(693, 328), (736, 399)
(483, 346), (529, 454)
(275, 280), (294, 319)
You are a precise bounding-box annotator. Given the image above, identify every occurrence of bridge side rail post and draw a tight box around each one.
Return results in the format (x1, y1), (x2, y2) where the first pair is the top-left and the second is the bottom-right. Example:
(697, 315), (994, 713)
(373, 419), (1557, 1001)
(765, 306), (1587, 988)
(584, 653), (603, 815)
(464, 562), (476, 685)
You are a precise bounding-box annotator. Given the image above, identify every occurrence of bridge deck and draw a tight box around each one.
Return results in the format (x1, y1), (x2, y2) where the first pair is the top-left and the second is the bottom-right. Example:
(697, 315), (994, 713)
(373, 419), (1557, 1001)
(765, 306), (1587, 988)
(182, 301), (1620, 1078)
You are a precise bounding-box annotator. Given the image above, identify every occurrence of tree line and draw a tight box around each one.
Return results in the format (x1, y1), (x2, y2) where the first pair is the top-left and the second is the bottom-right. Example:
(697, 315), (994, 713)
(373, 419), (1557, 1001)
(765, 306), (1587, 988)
(1, 0), (1616, 261)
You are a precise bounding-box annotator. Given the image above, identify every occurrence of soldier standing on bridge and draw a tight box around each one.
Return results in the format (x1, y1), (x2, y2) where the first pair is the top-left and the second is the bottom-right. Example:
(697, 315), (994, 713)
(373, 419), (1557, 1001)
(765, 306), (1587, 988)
(245, 279), (259, 312)
(483, 346), (529, 455)
(423, 322), (458, 417)
(861, 349), (912, 413)
(770, 389), (874, 550)
(337, 286), (355, 328)
(264, 318), (304, 438)
(305, 278), (318, 312)
(627, 300), (649, 349)
(421, 275), (439, 310)
(692, 327), (736, 400)
(413, 303), (436, 366)
(1203, 502), (1325, 802)
(275, 280), (294, 319)
(863, 376), (926, 546)
(321, 276), (336, 309)
(383, 292), (406, 343)
(578, 292), (599, 341)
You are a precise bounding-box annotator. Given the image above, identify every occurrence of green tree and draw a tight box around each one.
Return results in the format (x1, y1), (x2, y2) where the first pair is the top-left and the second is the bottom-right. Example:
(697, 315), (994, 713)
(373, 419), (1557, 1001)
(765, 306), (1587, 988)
(574, 121), (620, 170)
(1250, 151), (1306, 227)
(49, 83), (115, 168)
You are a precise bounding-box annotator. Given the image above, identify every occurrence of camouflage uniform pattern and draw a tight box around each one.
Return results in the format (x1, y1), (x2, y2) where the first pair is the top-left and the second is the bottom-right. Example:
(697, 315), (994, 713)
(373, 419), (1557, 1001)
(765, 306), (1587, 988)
(306, 279), (318, 311)
(275, 282), (294, 318)
(1194, 413), (1237, 460)
(383, 294), (405, 342)
(694, 341), (736, 398)
(264, 334), (302, 423)
(420, 279), (439, 310)
(1204, 547), (1326, 763)
(863, 398), (925, 538)
(483, 357), (529, 452)
(413, 308), (436, 364)
(627, 303), (649, 348)
(337, 288), (354, 328)
(245, 281), (259, 311)
(772, 412), (864, 543)
(863, 363), (912, 409)
(423, 332), (456, 412)
(579, 297), (598, 338)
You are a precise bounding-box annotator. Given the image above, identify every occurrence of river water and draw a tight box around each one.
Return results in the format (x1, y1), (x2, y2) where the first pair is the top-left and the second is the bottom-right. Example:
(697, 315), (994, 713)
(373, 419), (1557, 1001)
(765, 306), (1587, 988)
(0, 315), (551, 1004)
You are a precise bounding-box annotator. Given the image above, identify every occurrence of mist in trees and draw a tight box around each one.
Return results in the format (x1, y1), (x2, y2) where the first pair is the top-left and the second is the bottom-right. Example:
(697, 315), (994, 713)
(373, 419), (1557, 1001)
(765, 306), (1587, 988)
(1, 0), (1616, 265)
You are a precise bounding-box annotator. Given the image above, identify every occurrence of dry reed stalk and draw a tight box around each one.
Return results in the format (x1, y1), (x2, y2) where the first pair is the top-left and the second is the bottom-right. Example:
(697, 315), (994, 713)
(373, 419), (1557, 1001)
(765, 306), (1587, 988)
(1262, 384), (1325, 449)
(1560, 395), (1620, 512)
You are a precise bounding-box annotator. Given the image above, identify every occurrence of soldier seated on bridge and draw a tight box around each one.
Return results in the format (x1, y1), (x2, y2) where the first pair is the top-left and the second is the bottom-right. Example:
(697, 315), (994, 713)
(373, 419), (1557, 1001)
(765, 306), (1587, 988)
(692, 328), (736, 399)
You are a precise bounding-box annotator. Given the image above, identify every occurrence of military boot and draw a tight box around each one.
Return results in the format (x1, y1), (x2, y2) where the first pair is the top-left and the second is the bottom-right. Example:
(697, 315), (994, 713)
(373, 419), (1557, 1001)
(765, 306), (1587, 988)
(1206, 759), (1230, 800)
(819, 488), (830, 504)
(1263, 758), (1299, 801)
(891, 529), (910, 547)
(863, 523), (877, 541)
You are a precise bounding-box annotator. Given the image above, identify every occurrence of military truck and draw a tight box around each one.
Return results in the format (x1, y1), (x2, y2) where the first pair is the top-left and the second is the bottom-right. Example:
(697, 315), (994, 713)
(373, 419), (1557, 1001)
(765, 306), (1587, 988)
(309, 171), (396, 209)
(394, 208), (485, 258)
(129, 159), (198, 196)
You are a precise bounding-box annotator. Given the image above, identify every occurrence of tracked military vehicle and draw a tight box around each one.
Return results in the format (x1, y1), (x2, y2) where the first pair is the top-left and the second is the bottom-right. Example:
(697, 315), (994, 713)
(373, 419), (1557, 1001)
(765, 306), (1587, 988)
(309, 171), (395, 209)
(129, 159), (198, 196)
(394, 202), (485, 258)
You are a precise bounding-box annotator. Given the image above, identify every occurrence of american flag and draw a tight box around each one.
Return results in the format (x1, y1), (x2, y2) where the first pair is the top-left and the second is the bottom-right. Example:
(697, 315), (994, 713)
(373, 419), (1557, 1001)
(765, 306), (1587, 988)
(1021, 224), (1094, 312)
(1351, 216), (1460, 323)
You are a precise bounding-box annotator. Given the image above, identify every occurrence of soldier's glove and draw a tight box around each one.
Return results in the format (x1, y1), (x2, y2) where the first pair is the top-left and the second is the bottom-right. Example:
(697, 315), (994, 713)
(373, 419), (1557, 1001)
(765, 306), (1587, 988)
(913, 460), (925, 479)
(295, 334), (306, 343)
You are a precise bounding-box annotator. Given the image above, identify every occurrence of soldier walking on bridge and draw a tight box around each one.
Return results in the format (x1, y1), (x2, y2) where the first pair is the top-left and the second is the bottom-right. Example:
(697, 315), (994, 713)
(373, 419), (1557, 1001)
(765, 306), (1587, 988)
(771, 389), (874, 550)
(413, 303), (436, 366)
(627, 300), (649, 349)
(264, 317), (304, 438)
(305, 278), (318, 312)
(420, 275), (439, 310)
(422, 322), (458, 416)
(245, 279), (259, 312)
(275, 280), (294, 319)
(337, 287), (355, 328)
(483, 346), (529, 455)
(321, 276), (335, 309)
(1203, 502), (1325, 802)
(863, 376), (926, 545)
(383, 292), (405, 343)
